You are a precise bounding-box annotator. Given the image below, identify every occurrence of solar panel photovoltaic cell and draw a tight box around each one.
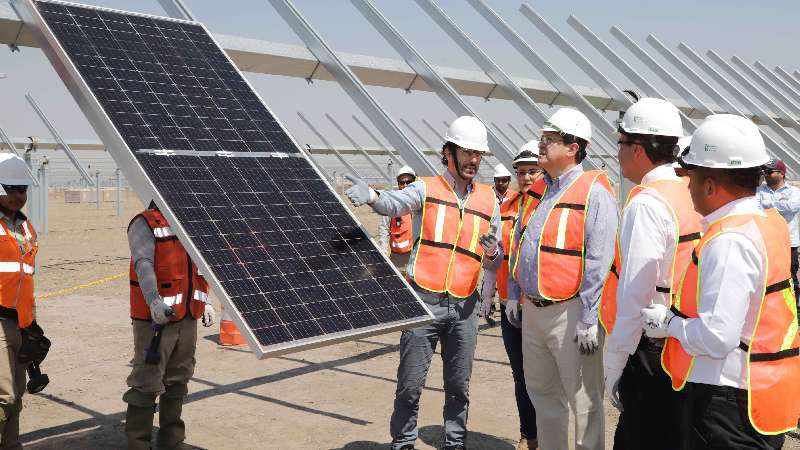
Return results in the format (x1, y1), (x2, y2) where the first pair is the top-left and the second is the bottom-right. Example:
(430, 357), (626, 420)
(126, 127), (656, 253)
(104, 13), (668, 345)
(21, 0), (432, 357)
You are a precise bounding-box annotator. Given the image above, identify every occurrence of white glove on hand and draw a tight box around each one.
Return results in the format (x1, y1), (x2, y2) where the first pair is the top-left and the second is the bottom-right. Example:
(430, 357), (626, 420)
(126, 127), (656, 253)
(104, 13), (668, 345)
(575, 321), (599, 354)
(505, 299), (521, 328)
(202, 304), (216, 327)
(344, 174), (377, 207)
(640, 304), (674, 338)
(149, 299), (172, 325)
(479, 234), (498, 257)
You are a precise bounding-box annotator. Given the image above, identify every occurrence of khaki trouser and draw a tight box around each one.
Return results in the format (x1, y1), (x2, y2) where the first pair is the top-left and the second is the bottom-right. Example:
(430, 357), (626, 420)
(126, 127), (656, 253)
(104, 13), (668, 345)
(389, 252), (410, 275)
(521, 298), (604, 450)
(0, 319), (27, 450)
(126, 316), (197, 395)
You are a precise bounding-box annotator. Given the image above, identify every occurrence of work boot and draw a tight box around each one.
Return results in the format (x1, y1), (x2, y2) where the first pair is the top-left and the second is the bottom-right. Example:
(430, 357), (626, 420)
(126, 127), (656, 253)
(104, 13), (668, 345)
(0, 401), (23, 450)
(157, 384), (188, 449)
(123, 388), (157, 450)
(517, 437), (538, 450)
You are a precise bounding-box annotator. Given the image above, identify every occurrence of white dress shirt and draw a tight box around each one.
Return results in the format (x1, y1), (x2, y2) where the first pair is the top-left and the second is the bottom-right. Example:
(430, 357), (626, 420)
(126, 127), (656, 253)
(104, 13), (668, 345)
(667, 196), (766, 389)
(605, 165), (678, 370)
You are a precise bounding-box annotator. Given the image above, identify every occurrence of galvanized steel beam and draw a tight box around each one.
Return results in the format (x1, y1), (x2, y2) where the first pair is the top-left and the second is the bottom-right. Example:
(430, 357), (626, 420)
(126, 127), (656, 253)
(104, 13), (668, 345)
(325, 114), (392, 182)
(754, 62), (800, 107)
(775, 66), (800, 94)
(732, 57), (800, 120)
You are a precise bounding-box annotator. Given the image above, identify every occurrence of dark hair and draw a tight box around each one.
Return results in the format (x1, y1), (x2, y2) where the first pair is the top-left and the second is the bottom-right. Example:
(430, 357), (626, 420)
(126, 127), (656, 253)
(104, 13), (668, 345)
(561, 133), (589, 163)
(441, 141), (458, 166)
(618, 128), (679, 165)
(692, 166), (763, 193)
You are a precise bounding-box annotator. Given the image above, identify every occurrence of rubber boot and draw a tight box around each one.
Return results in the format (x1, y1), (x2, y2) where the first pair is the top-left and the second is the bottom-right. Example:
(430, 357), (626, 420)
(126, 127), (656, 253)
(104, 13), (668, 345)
(0, 401), (22, 450)
(157, 384), (188, 450)
(123, 388), (157, 450)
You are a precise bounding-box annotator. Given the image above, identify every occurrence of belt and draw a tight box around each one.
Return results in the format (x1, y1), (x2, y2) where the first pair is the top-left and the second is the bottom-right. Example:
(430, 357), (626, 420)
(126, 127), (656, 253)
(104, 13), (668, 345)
(640, 332), (665, 349)
(522, 293), (578, 308)
(0, 306), (18, 322)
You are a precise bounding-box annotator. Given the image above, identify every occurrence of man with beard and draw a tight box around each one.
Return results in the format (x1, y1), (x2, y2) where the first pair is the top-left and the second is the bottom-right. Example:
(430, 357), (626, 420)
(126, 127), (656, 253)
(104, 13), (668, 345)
(345, 116), (502, 450)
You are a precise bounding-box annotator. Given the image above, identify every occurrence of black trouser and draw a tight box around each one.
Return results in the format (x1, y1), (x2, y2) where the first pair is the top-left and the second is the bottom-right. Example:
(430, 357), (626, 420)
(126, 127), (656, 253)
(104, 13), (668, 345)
(499, 303), (537, 440)
(791, 247), (799, 311)
(613, 337), (690, 450)
(687, 383), (785, 450)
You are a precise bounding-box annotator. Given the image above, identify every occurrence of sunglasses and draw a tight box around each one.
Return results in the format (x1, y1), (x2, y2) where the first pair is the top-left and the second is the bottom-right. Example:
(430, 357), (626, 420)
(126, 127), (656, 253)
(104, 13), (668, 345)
(1, 185), (27, 194)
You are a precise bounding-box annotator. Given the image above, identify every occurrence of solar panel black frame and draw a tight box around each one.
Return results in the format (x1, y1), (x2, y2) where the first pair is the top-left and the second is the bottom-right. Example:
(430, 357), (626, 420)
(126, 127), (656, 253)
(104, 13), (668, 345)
(16, 0), (433, 358)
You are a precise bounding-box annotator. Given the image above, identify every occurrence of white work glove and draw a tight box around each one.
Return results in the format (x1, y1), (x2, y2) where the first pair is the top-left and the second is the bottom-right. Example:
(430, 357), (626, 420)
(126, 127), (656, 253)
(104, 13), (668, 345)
(148, 299), (173, 325)
(574, 321), (599, 354)
(604, 351), (627, 412)
(344, 174), (378, 206)
(640, 303), (674, 338)
(505, 299), (521, 328)
(202, 304), (216, 327)
(479, 233), (498, 257)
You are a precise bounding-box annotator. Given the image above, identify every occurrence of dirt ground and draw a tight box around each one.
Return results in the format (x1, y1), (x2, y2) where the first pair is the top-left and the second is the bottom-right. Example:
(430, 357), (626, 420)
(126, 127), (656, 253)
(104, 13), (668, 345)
(17, 191), (800, 449)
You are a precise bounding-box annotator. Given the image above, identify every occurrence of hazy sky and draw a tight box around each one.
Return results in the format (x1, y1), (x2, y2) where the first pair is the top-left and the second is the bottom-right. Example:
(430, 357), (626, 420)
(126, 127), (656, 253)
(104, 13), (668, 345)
(1, 0), (798, 157)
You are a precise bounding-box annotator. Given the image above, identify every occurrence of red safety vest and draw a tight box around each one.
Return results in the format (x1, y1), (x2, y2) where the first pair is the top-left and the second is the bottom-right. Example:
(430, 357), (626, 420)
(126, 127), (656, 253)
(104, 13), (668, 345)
(412, 176), (496, 298)
(497, 190), (523, 299)
(510, 170), (611, 300)
(389, 214), (412, 254)
(0, 217), (37, 328)
(599, 178), (702, 334)
(662, 208), (800, 435)
(129, 209), (208, 321)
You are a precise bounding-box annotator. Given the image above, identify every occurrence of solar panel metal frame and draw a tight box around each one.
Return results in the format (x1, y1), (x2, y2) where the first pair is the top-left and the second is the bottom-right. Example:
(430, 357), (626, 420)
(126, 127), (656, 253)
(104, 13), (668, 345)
(14, 0), (433, 358)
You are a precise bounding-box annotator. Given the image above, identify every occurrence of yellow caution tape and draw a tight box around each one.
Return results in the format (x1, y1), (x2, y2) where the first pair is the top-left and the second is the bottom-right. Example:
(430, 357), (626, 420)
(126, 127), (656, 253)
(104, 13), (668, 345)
(37, 271), (127, 300)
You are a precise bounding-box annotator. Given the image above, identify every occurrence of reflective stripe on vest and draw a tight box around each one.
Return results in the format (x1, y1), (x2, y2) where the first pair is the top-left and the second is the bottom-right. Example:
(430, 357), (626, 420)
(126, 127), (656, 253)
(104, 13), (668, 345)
(497, 190), (522, 299)
(193, 290), (209, 303)
(389, 214), (413, 254)
(0, 218), (38, 328)
(163, 293), (183, 306)
(599, 178), (702, 334)
(411, 176), (495, 298)
(662, 209), (800, 434)
(153, 226), (175, 239)
(510, 170), (611, 301)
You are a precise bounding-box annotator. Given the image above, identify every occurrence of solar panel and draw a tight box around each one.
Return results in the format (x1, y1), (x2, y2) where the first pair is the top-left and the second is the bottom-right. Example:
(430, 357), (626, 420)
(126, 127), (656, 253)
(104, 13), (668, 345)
(17, 0), (433, 358)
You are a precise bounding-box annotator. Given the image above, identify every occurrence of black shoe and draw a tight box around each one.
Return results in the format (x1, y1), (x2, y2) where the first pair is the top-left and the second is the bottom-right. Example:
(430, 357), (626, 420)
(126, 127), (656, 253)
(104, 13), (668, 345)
(442, 446), (466, 450)
(398, 446), (416, 450)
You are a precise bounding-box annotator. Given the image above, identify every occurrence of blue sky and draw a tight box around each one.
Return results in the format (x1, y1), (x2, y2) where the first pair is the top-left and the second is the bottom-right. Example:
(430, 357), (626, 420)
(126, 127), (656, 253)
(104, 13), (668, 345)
(0, 0), (798, 153)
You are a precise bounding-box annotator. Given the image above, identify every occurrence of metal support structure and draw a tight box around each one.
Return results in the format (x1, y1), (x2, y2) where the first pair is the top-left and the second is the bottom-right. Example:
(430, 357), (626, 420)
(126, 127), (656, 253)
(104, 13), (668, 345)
(490, 122), (520, 149)
(754, 62), (800, 107)
(267, 0), (437, 176)
(507, 123), (528, 145)
(156, 0), (195, 21)
(723, 54), (800, 129)
(468, 0), (618, 176)
(738, 59), (800, 117)
(325, 114), (392, 182)
(0, 125), (37, 185)
(351, 0), (517, 168)
(25, 94), (94, 185)
(95, 170), (100, 209)
(39, 157), (47, 233)
(297, 112), (363, 178)
(115, 167), (122, 216)
(775, 66), (800, 94)
(23, 151), (38, 226)
(351, 115), (405, 167)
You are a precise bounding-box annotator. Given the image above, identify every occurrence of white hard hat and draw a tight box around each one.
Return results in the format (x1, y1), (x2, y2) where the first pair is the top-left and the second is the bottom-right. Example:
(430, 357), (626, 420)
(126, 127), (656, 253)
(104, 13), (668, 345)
(0, 154), (32, 186)
(397, 165), (416, 177)
(541, 108), (592, 141)
(444, 116), (489, 153)
(619, 97), (684, 137)
(680, 114), (769, 169)
(513, 140), (539, 168)
(493, 163), (511, 178)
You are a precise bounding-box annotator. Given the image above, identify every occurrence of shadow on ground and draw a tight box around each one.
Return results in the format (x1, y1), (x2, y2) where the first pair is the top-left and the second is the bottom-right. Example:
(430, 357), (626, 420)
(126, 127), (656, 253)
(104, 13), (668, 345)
(23, 422), (206, 450)
(332, 425), (514, 450)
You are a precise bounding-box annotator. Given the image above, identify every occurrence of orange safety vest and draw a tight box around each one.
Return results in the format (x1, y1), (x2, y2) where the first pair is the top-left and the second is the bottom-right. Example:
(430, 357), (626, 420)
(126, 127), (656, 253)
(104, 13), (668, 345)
(662, 208), (800, 435)
(599, 178), (702, 334)
(412, 176), (496, 298)
(129, 209), (208, 322)
(497, 190), (523, 299)
(389, 214), (412, 254)
(0, 216), (38, 328)
(510, 170), (611, 301)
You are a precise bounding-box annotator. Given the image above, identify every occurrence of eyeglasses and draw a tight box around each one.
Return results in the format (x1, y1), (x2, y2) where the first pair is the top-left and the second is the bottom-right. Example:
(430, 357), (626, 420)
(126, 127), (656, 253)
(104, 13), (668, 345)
(538, 135), (564, 147)
(457, 148), (484, 158)
(1, 185), (27, 194)
(516, 169), (541, 177)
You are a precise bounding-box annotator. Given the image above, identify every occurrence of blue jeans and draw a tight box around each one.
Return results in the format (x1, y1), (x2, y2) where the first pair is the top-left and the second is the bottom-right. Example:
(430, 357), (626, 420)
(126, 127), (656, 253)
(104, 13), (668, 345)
(500, 303), (538, 440)
(389, 291), (480, 449)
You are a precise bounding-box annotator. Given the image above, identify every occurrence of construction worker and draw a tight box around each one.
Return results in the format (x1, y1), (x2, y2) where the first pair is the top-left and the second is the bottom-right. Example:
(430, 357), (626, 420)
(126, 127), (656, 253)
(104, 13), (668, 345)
(757, 158), (800, 305)
(124, 203), (216, 450)
(377, 165), (417, 273)
(0, 154), (39, 449)
(479, 143), (541, 450)
(345, 115), (502, 450)
(642, 114), (800, 449)
(599, 98), (700, 450)
(479, 161), (514, 324)
(507, 108), (618, 450)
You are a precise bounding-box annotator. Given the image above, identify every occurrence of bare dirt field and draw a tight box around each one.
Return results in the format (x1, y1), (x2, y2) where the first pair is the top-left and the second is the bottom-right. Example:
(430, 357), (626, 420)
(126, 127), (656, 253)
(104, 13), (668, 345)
(18, 191), (800, 449)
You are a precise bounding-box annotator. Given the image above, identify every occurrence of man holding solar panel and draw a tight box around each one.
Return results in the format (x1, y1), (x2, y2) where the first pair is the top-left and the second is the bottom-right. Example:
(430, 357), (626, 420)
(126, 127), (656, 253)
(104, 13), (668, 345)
(346, 115), (502, 450)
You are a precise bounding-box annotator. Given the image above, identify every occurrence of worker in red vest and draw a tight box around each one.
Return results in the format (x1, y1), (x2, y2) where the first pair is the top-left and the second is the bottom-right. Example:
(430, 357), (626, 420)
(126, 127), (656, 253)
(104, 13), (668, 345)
(480, 144), (541, 450)
(642, 114), (800, 449)
(345, 115), (502, 450)
(124, 204), (216, 449)
(507, 108), (618, 450)
(378, 165), (416, 273)
(600, 98), (701, 450)
(0, 154), (41, 448)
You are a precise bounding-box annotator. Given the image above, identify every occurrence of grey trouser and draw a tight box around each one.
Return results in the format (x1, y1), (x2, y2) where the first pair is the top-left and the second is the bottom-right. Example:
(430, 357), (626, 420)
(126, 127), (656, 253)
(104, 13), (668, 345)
(522, 298), (605, 450)
(0, 319), (25, 450)
(389, 291), (480, 449)
(126, 316), (197, 396)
